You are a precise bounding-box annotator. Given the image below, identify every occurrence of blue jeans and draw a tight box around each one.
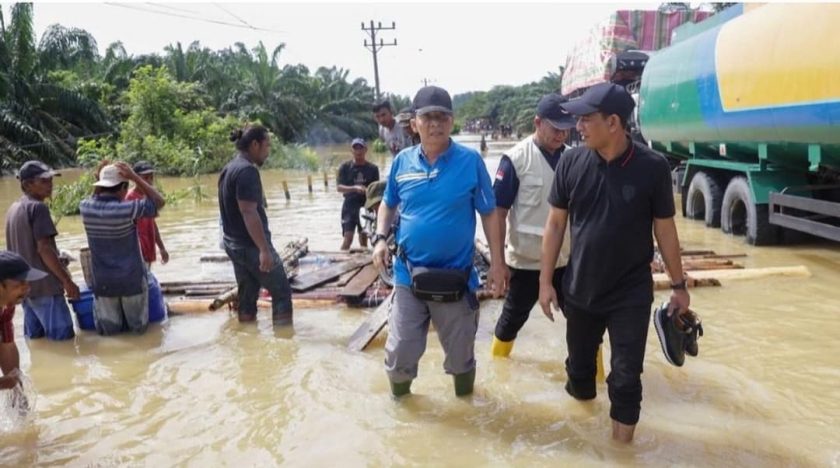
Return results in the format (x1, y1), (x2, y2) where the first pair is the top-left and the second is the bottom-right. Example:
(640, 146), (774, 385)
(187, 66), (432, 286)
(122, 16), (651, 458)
(223, 243), (293, 321)
(22, 294), (75, 340)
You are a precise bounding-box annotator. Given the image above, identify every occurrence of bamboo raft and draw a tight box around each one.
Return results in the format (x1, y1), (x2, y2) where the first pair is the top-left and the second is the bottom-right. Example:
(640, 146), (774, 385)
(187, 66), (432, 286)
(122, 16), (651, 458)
(163, 239), (810, 322)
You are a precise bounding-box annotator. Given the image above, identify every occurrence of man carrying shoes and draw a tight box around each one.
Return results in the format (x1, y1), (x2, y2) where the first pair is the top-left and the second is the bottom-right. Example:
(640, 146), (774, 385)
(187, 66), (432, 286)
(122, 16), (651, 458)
(372, 85), (508, 398)
(538, 83), (690, 443)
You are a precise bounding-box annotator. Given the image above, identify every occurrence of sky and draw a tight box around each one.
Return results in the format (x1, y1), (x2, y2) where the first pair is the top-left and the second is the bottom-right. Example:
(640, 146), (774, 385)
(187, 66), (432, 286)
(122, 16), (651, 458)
(21, 1), (660, 97)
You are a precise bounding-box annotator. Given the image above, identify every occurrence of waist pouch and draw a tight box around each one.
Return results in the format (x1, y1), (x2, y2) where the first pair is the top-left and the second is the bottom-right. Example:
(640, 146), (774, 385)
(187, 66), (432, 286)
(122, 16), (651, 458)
(409, 267), (468, 303)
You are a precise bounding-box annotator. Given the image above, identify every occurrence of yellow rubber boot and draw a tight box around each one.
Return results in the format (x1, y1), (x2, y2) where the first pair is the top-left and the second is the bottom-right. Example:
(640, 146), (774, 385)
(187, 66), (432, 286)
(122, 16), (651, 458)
(596, 346), (605, 383)
(491, 336), (514, 358)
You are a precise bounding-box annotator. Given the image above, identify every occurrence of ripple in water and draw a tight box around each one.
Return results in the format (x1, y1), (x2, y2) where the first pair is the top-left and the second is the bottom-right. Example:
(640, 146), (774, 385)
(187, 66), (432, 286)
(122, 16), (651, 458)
(0, 372), (37, 433)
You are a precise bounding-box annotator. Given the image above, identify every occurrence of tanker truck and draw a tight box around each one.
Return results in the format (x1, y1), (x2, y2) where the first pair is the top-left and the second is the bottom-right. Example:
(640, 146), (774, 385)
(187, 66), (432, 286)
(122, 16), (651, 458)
(638, 3), (840, 244)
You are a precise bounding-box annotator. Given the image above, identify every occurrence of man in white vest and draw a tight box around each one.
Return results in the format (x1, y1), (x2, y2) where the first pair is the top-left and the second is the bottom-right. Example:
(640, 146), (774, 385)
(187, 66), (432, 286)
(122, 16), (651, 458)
(490, 93), (575, 357)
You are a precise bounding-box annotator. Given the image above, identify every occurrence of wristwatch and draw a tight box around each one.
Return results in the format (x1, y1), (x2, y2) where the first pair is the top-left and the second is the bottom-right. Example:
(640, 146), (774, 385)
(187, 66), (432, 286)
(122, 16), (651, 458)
(670, 280), (687, 290)
(371, 233), (387, 247)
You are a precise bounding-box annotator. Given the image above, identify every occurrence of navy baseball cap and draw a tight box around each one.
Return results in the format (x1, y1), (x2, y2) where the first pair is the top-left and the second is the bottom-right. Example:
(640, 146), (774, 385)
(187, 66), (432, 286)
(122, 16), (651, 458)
(560, 82), (636, 121)
(17, 161), (60, 180)
(413, 86), (453, 116)
(0, 251), (47, 282)
(351, 138), (367, 148)
(537, 94), (576, 130)
(132, 161), (155, 175)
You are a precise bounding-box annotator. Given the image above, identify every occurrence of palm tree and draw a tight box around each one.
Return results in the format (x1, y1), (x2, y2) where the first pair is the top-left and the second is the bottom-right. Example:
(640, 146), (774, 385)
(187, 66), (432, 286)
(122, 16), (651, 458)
(0, 3), (111, 171)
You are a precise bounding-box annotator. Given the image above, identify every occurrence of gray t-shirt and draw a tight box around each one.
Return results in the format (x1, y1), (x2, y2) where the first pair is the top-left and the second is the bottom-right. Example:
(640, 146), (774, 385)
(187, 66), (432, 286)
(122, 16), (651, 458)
(4, 195), (64, 298)
(379, 123), (412, 156)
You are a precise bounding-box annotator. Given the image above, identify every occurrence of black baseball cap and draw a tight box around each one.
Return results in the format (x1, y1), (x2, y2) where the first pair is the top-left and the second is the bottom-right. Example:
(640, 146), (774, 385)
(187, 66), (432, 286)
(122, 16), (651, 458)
(536, 94), (576, 130)
(132, 161), (155, 175)
(0, 251), (47, 282)
(560, 82), (636, 121)
(17, 161), (60, 180)
(413, 86), (453, 116)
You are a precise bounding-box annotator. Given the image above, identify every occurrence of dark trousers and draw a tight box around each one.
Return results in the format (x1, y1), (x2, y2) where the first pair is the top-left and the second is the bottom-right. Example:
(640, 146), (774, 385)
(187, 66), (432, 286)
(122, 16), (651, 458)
(563, 302), (651, 425)
(494, 267), (564, 342)
(224, 243), (293, 318)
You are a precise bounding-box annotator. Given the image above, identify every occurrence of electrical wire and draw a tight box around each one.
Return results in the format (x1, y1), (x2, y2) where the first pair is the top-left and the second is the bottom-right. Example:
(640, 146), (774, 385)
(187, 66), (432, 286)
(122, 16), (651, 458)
(104, 3), (285, 35)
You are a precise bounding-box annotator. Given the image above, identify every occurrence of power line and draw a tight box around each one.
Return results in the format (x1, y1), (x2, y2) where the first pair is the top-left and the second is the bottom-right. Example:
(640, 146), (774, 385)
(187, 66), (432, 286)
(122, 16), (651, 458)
(104, 3), (286, 35)
(213, 3), (255, 31)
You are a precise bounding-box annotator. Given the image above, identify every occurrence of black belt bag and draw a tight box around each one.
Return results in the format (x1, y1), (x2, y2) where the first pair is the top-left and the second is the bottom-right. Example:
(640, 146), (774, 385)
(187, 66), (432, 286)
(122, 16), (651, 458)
(409, 266), (469, 303)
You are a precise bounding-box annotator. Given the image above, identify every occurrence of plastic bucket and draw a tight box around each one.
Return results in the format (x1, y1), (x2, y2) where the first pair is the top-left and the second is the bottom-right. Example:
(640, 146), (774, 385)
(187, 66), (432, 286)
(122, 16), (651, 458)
(69, 289), (96, 331)
(148, 273), (167, 323)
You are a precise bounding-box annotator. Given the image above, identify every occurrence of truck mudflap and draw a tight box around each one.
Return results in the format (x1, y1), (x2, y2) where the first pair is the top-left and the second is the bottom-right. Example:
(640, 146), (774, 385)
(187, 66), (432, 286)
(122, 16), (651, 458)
(769, 187), (840, 242)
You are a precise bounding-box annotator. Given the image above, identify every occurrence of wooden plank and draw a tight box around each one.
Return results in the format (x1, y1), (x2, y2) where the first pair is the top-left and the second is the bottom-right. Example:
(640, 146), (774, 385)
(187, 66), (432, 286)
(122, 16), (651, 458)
(290, 257), (371, 292)
(652, 265), (810, 286)
(347, 292), (394, 352)
(339, 264), (380, 298)
(168, 297), (336, 315)
(335, 267), (363, 287)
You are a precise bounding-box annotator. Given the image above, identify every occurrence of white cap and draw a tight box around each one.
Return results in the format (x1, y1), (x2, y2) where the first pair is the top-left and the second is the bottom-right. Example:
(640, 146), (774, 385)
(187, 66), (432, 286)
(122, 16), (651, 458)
(93, 164), (128, 188)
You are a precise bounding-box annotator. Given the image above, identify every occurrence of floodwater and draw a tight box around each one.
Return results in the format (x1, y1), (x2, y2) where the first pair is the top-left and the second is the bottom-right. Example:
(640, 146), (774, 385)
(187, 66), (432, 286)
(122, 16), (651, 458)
(0, 135), (839, 466)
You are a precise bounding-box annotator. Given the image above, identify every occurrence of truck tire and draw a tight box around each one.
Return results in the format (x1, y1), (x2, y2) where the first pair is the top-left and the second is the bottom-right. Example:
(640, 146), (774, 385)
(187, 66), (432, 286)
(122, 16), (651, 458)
(720, 177), (779, 245)
(685, 171), (723, 227)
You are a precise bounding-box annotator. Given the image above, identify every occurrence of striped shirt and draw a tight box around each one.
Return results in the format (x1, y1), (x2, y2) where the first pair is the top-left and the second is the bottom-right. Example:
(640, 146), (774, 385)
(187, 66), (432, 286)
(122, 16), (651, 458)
(80, 194), (156, 297)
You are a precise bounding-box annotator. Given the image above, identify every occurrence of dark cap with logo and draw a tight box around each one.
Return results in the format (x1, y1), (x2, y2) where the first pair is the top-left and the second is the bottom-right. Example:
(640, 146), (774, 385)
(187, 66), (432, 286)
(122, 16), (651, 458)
(413, 86), (453, 116)
(537, 93), (576, 130)
(0, 251), (47, 282)
(132, 161), (155, 175)
(560, 82), (636, 121)
(17, 161), (60, 180)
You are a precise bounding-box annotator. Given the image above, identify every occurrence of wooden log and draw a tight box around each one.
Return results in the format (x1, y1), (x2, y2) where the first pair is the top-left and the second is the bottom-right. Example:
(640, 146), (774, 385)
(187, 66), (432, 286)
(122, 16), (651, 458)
(282, 180), (290, 200)
(291, 257), (372, 292)
(307, 175), (313, 193)
(339, 264), (380, 299)
(168, 297), (336, 315)
(199, 253), (231, 263)
(347, 292), (394, 352)
(209, 287), (239, 311)
(679, 265), (810, 281)
(651, 265), (810, 290)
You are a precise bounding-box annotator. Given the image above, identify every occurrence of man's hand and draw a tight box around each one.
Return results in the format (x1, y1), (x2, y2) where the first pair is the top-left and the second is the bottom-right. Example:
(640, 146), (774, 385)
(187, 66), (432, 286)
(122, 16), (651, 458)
(667, 288), (691, 318)
(372, 238), (389, 273)
(63, 280), (81, 301)
(114, 162), (138, 181)
(259, 249), (274, 273)
(160, 247), (170, 265)
(538, 282), (559, 322)
(486, 262), (509, 298)
(356, 185), (367, 194)
(0, 368), (21, 390)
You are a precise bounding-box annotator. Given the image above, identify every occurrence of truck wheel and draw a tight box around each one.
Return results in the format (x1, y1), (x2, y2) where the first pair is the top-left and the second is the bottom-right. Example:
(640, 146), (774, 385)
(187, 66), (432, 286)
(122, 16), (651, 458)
(720, 177), (779, 245)
(685, 171), (723, 227)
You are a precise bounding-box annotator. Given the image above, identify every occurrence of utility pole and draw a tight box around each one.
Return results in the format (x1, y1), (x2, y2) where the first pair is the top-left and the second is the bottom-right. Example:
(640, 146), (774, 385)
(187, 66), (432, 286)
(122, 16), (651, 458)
(361, 20), (397, 101)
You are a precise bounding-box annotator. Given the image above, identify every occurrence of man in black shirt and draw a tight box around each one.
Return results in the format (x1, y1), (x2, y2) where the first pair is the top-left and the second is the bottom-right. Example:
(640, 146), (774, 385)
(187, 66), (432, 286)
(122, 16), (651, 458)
(337, 138), (380, 250)
(538, 83), (690, 443)
(219, 125), (293, 325)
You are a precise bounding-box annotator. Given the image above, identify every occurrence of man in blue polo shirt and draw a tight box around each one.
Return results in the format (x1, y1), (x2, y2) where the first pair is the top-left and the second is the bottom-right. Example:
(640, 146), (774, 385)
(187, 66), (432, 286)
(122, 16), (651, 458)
(372, 85), (508, 398)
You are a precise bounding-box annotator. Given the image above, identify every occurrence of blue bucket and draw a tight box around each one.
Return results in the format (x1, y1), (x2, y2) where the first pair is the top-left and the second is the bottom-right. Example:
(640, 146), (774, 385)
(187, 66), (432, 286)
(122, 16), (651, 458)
(148, 273), (167, 323)
(69, 289), (96, 331)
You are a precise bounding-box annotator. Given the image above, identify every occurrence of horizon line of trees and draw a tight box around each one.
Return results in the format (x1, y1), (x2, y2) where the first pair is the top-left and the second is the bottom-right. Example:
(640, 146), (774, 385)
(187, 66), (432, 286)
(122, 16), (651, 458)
(1, 3), (410, 175)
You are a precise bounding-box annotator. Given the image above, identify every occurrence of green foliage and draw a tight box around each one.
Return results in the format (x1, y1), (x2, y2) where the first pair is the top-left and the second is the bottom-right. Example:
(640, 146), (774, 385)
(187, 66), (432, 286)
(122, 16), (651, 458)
(48, 169), (94, 222)
(371, 139), (387, 154)
(453, 70), (563, 134)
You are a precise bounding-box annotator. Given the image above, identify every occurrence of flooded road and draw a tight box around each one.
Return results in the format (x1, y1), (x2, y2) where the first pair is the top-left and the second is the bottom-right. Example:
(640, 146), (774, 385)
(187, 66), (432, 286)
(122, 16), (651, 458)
(1, 136), (839, 466)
